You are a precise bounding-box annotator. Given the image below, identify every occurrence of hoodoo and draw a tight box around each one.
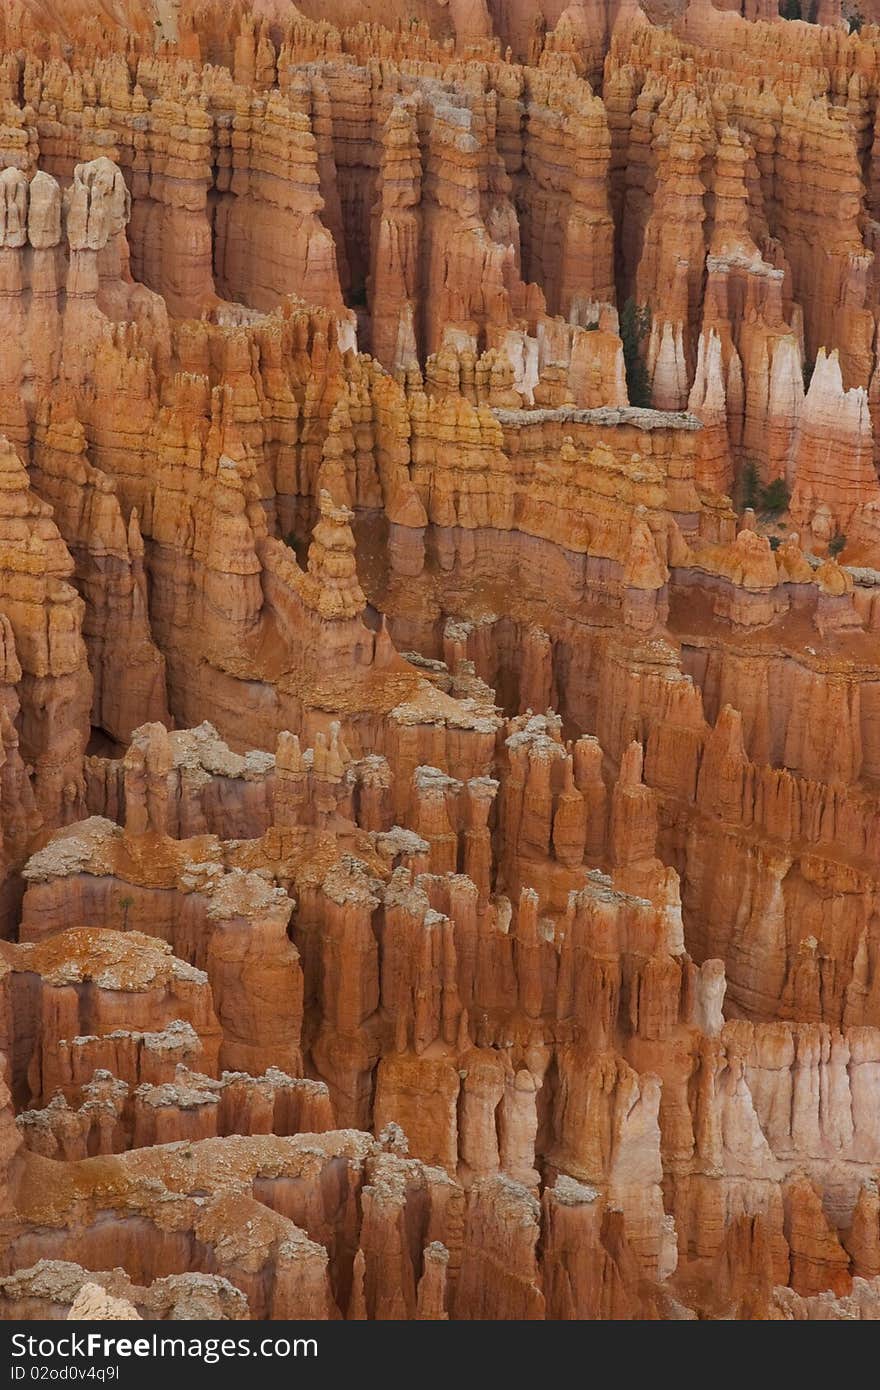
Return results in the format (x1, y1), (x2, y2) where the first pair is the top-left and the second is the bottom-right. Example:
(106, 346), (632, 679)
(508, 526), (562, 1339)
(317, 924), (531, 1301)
(0, 0), (878, 1326)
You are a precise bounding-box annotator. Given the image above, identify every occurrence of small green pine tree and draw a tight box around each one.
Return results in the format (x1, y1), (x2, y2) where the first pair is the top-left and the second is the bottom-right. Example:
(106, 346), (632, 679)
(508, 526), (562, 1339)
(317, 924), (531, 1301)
(620, 298), (652, 408)
(759, 478), (790, 515)
(828, 532), (847, 558)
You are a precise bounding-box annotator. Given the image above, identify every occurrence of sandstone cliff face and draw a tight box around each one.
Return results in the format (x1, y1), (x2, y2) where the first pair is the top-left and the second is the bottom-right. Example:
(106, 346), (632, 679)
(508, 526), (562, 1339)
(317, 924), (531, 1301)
(0, 439), (90, 826)
(0, 0), (879, 1325)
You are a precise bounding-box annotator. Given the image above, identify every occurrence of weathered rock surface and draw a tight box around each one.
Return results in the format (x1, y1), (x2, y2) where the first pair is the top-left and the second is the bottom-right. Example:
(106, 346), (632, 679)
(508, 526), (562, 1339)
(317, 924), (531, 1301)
(0, 0), (878, 1324)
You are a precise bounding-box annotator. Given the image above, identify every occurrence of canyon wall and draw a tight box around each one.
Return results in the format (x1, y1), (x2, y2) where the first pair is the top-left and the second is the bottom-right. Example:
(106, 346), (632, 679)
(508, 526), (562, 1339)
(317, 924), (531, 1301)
(0, 0), (878, 1322)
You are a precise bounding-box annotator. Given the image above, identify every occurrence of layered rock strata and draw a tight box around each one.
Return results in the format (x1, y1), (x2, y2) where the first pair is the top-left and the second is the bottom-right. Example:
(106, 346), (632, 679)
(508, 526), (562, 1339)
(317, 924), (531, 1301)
(0, 0), (878, 1324)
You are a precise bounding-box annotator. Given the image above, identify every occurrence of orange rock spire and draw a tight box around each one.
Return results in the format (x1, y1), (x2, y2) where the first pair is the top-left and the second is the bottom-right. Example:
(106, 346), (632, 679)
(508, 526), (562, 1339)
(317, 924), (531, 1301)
(0, 0), (878, 1325)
